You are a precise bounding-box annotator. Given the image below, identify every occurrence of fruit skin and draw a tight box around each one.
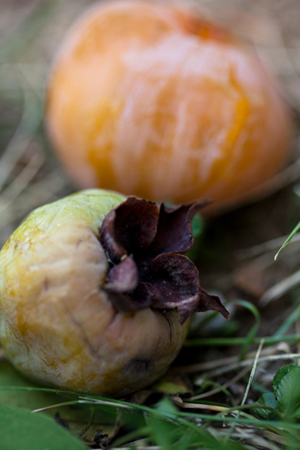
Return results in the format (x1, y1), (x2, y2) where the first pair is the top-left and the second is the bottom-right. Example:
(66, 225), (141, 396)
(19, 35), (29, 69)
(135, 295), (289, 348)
(46, 0), (291, 213)
(0, 190), (189, 396)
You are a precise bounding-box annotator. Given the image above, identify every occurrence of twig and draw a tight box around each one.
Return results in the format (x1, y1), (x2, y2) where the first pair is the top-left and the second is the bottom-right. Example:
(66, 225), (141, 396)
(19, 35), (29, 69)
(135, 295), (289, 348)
(259, 268), (300, 305)
(0, 151), (45, 214)
(0, 77), (42, 191)
(172, 343), (287, 375)
(0, 170), (67, 233)
(237, 234), (300, 260)
(206, 353), (300, 379)
(173, 397), (227, 412)
(190, 366), (251, 401)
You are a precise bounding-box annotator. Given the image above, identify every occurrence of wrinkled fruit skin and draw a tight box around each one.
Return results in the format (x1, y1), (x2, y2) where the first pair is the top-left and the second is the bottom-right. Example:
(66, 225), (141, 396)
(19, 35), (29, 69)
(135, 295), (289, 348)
(0, 190), (192, 396)
(47, 0), (291, 214)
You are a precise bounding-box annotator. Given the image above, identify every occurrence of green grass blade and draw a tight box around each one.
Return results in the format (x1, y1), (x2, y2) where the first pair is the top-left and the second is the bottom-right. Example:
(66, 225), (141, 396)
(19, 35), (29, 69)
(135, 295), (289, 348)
(274, 222), (300, 260)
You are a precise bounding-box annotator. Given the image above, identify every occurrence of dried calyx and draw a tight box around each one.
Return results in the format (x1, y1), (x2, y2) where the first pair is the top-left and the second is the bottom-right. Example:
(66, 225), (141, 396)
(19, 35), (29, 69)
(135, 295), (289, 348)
(101, 197), (229, 324)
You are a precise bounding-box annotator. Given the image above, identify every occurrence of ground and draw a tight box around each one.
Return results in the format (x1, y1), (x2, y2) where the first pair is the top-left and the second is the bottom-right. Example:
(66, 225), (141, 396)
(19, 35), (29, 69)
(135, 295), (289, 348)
(1, 1), (300, 449)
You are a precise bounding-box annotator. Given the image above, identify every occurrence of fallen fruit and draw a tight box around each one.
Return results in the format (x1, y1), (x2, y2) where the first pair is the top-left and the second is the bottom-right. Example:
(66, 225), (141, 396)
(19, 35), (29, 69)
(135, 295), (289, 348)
(47, 0), (291, 213)
(0, 189), (228, 396)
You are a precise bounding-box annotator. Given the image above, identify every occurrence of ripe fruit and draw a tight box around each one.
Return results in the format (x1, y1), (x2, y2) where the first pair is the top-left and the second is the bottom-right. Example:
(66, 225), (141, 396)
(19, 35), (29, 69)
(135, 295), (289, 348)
(0, 189), (227, 396)
(46, 0), (291, 213)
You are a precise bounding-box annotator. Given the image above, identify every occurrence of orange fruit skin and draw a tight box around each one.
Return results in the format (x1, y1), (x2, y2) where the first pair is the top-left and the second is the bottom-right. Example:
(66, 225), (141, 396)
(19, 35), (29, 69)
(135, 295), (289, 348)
(47, 0), (292, 213)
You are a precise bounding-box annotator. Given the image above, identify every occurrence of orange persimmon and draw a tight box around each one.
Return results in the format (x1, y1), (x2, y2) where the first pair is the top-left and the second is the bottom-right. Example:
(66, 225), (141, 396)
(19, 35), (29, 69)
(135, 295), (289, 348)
(46, 0), (292, 213)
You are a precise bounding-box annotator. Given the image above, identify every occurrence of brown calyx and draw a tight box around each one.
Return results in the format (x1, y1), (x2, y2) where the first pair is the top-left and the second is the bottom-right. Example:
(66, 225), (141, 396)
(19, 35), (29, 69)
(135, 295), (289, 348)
(100, 197), (229, 324)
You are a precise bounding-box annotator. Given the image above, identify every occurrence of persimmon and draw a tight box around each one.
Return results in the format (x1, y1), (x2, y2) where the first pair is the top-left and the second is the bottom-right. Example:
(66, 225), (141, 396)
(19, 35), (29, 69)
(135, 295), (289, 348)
(0, 190), (228, 396)
(46, 0), (291, 213)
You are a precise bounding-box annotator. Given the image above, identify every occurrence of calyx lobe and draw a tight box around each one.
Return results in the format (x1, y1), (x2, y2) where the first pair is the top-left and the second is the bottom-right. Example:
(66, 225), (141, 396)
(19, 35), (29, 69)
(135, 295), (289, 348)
(101, 197), (228, 324)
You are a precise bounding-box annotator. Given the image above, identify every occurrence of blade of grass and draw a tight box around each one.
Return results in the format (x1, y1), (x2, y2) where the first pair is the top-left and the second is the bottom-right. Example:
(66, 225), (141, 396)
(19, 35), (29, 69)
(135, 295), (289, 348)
(187, 299), (261, 360)
(112, 426), (151, 448)
(229, 300), (260, 361)
(224, 339), (264, 443)
(31, 400), (87, 414)
(275, 222), (300, 260)
(2, 385), (300, 448)
(273, 304), (300, 337)
(185, 333), (300, 347)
